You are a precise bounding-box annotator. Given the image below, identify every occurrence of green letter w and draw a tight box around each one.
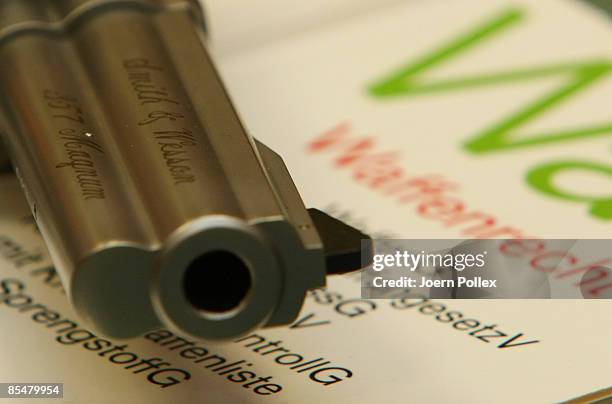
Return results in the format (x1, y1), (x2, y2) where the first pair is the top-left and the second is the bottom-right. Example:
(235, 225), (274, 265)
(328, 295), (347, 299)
(368, 8), (612, 154)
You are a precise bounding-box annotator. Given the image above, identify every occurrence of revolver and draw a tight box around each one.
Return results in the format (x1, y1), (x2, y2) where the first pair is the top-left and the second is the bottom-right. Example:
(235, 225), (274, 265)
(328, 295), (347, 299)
(0, 0), (369, 340)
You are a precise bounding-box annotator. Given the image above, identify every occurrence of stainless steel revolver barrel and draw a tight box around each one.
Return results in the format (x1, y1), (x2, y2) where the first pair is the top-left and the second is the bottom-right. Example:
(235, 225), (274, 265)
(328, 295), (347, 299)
(0, 0), (368, 340)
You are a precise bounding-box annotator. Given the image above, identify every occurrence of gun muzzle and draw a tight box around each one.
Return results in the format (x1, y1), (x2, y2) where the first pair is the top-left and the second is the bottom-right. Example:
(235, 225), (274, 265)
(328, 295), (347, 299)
(0, 0), (369, 340)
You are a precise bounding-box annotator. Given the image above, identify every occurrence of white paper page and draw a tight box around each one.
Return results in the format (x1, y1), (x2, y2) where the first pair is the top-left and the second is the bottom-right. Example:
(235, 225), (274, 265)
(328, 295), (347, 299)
(0, 175), (610, 403)
(1, 0), (611, 403)
(215, 0), (612, 241)
(199, 0), (408, 56)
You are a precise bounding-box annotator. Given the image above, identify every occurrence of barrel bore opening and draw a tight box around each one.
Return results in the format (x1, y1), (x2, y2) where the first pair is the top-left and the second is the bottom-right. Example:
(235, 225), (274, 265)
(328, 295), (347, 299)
(183, 250), (252, 313)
